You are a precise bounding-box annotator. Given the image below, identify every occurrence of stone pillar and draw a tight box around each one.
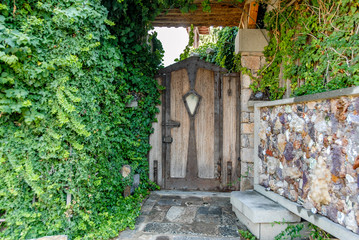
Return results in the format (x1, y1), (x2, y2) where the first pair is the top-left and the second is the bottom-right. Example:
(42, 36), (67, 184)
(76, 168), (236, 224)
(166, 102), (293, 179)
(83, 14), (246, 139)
(240, 53), (266, 190)
(235, 29), (268, 190)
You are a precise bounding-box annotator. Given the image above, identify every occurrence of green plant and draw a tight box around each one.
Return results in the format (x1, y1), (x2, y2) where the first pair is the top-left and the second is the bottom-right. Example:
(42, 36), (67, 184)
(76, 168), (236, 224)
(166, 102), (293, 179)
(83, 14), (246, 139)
(274, 223), (304, 240)
(238, 229), (257, 240)
(175, 24), (195, 62)
(0, 0), (164, 239)
(179, 26), (239, 72)
(245, 0), (359, 100)
(309, 223), (334, 240)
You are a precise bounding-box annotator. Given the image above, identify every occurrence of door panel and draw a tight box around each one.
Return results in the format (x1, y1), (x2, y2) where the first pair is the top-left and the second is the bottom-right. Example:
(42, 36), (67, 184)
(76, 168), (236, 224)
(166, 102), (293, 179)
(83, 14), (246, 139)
(159, 57), (240, 191)
(195, 69), (215, 179)
(170, 69), (190, 178)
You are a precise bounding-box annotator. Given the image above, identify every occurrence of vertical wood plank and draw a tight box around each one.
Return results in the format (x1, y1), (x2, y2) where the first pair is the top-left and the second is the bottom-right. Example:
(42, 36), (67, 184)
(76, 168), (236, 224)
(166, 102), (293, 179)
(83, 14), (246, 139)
(195, 68), (215, 179)
(235, 74), (241, 189)
(223, 75), (238, 186)
(149, 77), (163, 185)
(164, 73), (171, 188)
(214, 72), (220, 180)
(170, 69), (190, 178)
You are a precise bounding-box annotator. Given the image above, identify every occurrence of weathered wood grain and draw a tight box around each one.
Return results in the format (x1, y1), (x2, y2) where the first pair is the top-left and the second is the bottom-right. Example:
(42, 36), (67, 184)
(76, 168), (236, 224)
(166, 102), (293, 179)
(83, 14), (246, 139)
(170, 69), (190, 178)
(195, 68), (215, 179)
(223, 75), (238, 185)
(149, 77), (163, 185)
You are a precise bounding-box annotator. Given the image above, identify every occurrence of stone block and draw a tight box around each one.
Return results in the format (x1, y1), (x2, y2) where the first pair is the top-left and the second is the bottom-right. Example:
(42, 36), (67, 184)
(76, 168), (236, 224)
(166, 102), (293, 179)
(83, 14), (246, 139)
(130, 174), (140, 194)
(241, 135), (250, 148)
(231, 191), (301, 224)
(241, 112), (250, 123)
(235, 29), (269, 54)
(241, 123), (254, 134)
(120, 165), (131, 178)
(166, 206), (197, 224)
(241, 162), (254, 178)
(241, 148), (254, 163)
(241, 56), (261, 70)
(232, 206), (260, 237)
(249, 113), (254, 123)
(240, 177), (253, 191)
(248, 134), (254, 148)
(240, 134), (254, 148)
(241, 89), (253, 112)
(241, 74), (251, 89)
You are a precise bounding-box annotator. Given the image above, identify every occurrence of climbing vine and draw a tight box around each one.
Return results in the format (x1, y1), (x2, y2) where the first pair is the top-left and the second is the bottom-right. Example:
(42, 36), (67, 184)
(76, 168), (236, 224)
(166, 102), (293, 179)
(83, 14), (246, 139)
(247, 0), (359, 100)
(0, 0), (164, 239)
(184, 26), (239, 72)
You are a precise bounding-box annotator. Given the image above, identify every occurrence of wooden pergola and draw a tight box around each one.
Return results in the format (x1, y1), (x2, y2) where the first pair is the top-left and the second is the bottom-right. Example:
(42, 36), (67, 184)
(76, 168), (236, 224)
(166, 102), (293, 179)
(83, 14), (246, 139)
(153, 0), (260, 29)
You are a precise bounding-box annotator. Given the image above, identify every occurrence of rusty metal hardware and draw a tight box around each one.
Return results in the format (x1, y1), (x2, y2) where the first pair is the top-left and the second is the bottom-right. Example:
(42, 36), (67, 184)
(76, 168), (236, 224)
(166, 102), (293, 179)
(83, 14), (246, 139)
(162, 120), (180, 128)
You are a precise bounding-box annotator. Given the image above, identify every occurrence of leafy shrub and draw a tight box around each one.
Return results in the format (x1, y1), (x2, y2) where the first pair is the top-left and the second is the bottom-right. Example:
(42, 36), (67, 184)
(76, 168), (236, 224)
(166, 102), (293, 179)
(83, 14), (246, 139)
(0, 0), (163, 239)
(248, 0), (359, 100)
(181, 26), (239, 72)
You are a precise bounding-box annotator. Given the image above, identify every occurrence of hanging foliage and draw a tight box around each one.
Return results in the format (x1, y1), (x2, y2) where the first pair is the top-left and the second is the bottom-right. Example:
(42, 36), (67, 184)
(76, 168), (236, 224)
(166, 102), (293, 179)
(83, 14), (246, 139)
(183, 26), (239, 72)
(246, 0), (359, 100)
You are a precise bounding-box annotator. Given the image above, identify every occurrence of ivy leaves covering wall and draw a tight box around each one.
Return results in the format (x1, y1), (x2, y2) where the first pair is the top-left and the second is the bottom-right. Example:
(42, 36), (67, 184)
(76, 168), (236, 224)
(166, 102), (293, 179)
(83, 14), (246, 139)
(185, 26), (239, 72)
(251, 0), (359, 100)
(0, 0), (163, 239)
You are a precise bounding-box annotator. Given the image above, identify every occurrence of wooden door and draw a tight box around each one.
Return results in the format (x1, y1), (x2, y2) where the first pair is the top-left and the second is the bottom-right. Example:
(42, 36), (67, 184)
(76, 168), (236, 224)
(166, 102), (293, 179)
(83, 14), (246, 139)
(157, 57), (240, 191)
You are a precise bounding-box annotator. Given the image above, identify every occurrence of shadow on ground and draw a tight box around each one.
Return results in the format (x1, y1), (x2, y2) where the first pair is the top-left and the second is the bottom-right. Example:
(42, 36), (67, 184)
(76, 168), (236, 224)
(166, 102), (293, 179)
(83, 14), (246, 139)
(117, 191), (247, 240)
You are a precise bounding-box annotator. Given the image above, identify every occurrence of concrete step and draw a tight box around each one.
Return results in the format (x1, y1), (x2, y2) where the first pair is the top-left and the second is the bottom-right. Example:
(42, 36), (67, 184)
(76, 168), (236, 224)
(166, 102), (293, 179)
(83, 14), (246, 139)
(231, 190), (300, 223)
(231, 190), (302, 240)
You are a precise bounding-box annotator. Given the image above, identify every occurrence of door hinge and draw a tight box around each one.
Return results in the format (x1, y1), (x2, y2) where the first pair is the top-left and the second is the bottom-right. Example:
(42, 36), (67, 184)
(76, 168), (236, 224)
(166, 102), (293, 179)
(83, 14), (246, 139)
(163, 136), (173, 143)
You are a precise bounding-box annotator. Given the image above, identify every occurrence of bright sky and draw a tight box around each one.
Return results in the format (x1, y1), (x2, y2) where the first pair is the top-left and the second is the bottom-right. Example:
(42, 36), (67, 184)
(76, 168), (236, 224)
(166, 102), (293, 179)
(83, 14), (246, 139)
(153, 27), (189, 67)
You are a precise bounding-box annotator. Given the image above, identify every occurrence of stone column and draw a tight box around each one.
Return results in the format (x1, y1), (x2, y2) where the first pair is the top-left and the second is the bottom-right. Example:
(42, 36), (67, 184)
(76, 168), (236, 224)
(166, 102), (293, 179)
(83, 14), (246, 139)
(240, 53), (266, 190)
(235, 29), (268, 190)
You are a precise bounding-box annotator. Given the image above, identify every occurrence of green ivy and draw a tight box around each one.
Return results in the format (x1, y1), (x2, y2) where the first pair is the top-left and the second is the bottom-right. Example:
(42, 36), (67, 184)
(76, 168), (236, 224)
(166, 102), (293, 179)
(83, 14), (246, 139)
(0, 0), (164, 239)
(175, 24), (195, 62)
(185, 26), (238, 72)
(249, 0), (359, 100)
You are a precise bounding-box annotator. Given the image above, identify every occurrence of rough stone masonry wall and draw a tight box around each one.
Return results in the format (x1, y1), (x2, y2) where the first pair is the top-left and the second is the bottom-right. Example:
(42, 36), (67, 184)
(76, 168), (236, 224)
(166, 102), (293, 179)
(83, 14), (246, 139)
(240, 53), (266, 190)
(258, 96), (359, 234)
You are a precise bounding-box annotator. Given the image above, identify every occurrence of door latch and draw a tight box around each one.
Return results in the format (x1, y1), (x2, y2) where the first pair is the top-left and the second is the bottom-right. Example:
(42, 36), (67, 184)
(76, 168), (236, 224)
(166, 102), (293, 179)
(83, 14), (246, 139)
(163, 136), (173, 143)
(162, 120), (180, 128)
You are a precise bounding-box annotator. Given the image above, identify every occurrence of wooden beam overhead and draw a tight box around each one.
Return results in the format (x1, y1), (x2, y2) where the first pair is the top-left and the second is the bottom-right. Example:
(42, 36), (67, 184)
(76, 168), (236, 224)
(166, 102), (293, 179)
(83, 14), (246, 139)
(152, 2), (245, 27)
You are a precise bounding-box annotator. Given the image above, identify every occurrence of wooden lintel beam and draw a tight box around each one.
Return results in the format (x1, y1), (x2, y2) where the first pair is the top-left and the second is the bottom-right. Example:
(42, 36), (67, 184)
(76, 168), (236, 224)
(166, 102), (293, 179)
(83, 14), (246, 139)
(153, 2), (245, 28)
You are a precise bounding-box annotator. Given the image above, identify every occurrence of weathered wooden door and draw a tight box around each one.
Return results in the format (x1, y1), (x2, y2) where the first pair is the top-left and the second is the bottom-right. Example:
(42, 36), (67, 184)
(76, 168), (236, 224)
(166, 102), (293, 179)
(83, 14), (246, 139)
(151, 57), (240, 191)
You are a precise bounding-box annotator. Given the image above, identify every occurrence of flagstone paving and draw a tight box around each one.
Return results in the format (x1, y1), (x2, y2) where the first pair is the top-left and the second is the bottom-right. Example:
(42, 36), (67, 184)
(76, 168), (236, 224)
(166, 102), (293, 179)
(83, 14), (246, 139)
(116, 191), (247, 240)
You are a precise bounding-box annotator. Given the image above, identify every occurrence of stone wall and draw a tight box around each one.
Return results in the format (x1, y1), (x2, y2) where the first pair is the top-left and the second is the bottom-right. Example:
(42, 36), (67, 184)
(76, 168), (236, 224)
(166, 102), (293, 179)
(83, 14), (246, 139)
(257, 94), (359, 234)
(239, 53), (266, 190)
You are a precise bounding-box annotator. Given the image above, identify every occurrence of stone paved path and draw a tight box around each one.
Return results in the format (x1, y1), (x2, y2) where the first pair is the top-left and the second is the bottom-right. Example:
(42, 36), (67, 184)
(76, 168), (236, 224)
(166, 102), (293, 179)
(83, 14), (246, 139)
(117, 191), (247, 240)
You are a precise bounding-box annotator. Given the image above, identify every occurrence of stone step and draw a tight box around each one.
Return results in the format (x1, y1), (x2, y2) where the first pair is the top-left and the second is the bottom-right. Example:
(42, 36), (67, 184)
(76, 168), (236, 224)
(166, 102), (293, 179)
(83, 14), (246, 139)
(231, 190), (300, 223)
(231, 190), (303, 240)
